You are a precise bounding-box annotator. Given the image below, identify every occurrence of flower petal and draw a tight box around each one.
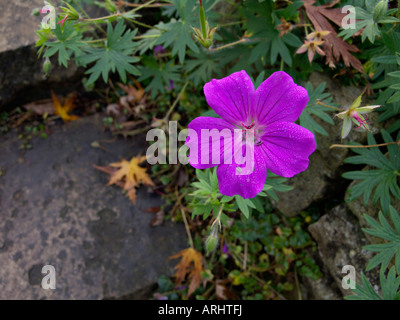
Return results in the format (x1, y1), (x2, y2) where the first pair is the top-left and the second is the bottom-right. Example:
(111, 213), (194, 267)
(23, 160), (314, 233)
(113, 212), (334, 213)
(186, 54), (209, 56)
(341, 116), (352, 139)
(217, 146), (267, 199)
(185, 116), (235, 169)
(254, 71), (309, 126)
(258, 121), (316, 178)
(203, 70), (255, 126)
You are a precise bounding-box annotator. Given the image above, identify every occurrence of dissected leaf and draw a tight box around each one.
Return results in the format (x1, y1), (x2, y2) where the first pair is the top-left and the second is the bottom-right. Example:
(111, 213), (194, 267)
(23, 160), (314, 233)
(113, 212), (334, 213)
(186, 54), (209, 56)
(78, 20), (140, 85)
(363, 206), (400, 273)
(303, 0), (363, 72)
(344, 273), (382, 300)
(44, 21), (84, 67)
(299, 82), (335, 138)
(51, 91), (79, 123)
(169, 247), (203, 296)
(138, 58), (181, 99)
(343, 131), (400, 214)
(94, 155), (154, 204)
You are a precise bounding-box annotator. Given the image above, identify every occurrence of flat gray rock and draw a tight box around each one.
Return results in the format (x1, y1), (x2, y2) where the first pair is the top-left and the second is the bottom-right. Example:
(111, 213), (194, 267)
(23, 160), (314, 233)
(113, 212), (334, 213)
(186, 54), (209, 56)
(0, 114), (187, 299)
(308, 205), (379, 297)
(0, 1), (105, 110)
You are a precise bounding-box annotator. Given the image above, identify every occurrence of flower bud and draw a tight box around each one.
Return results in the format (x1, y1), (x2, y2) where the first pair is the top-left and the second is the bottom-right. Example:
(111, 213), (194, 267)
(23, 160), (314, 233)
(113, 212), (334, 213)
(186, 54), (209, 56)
(205, 233), (219, 254)
(373, 0), (388, 22)
(61, 3), (80, 21)
(43, 57), (52, 75)
(104, 0), (117, 13)
(192, 0), (217, 49)
(32, 8), (40, 16)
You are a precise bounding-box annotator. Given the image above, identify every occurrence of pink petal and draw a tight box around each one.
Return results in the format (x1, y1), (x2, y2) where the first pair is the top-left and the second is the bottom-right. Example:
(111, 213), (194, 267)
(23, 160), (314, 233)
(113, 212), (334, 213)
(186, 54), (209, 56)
(185, 116), (236, 169)
(296, 45), (308, 54)
(203, 70), (255, 126)
(254, 71), (309, 127)
(258, 121), (316, 178)
(217, 146), (267, 199)
(308, 49), (315, 63)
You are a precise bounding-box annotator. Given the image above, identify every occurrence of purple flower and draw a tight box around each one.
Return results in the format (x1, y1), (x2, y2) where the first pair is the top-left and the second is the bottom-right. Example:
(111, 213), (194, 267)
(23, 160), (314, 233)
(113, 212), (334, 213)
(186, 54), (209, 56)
(154, 45), (165, 59)
(166, 79), (174, 91)
(185, 70), (316, 199)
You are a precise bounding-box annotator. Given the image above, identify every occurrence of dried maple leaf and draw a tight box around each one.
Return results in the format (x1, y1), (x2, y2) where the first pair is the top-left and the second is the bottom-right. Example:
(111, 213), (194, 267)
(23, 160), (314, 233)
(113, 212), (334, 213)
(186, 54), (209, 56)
(303, 0), (363, 72)
(51, 91), (79, 123)
(23, 99), (55, 115)
(94, 155), (154, 205)
(169, 247), (203, 297)
(118, 79), (145, 102)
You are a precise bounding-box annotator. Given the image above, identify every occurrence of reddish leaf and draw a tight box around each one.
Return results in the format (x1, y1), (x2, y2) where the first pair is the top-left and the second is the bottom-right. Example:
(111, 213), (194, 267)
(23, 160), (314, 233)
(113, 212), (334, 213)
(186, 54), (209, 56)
(303, 0), (363, 72)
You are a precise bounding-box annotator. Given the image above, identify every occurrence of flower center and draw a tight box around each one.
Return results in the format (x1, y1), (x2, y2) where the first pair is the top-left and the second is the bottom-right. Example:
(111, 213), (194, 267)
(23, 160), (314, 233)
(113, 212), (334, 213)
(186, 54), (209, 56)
(240, 121), (263, 146)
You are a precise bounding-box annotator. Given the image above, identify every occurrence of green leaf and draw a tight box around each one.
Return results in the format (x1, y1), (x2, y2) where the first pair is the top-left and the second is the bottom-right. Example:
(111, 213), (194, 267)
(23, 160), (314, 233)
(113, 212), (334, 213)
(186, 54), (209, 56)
(298, 82), (335, 139)
(138, 58), (181, 99)
(380, 267), (400, 300)
(235, 195), (250, 219)
(155, 18), (199, 63)
(343, 131), (400, 214)
(362, 206), (400, 273)
(77, 20), (140, 84)
(344, 274), (382, 300)
(263, 170), (293, 201)
(184, 51), (220, 86)
(44, 21), (84, 67)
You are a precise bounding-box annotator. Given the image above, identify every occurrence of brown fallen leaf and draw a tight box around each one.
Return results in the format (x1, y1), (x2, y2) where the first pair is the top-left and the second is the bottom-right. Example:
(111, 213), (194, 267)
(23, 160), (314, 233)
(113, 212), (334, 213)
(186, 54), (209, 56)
(23, 99), (55, 115)
(215, 279), (236, 300)
(118, 79), (145, 102)
(303, 0), (363, 72)
(143, 206), (165, 226)
(94, 155), (154, 205)
(169, 247), (203, 297)
(51, 91), (79, 123)
(150, 209), (165, 227)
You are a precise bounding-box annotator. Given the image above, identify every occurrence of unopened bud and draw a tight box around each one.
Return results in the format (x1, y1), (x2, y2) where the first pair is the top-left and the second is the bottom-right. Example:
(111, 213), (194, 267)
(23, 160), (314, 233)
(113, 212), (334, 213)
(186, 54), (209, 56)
(32, 8), (40, 16)
(43, 57), (52, 75)
(61, 3), (80, 21)
(205, 234), (219, 254)
(105, 0), (117, 13)
(192, 1), (217, 49)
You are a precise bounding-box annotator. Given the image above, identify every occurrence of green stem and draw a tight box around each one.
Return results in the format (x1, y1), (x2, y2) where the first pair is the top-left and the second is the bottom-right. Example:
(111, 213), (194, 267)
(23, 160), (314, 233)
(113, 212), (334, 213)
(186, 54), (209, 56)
(199, 3), (207, 39)
(82, 13), (120, 22)
(316, 100), (342, 111)
(73, 0), (106, 34)
(330, 140), (400, 149)
(208, 38), (246, 51)
(181, 209), (194, 249)
(133, 34), (161, 40)
(218, 21), (245, 28)
(164, 81), (189, 121)
(130, 0), (158, 12)
(124, 17), (161, 30)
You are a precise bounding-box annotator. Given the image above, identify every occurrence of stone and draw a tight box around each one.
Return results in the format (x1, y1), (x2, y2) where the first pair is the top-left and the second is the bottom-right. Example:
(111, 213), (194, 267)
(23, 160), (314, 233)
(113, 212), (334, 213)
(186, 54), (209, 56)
(301, 274), (342, 300)
(308, 204), (380, 297)
(0, 1), (105, 111)
(0, 114), (187, 299)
